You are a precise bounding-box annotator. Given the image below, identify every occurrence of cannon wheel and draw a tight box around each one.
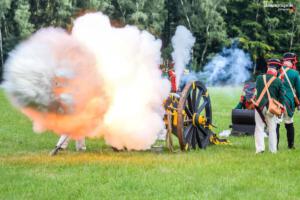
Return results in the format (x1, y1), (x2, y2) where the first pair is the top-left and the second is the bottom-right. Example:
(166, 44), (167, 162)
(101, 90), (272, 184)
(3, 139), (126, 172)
(177, 81), (212, 150)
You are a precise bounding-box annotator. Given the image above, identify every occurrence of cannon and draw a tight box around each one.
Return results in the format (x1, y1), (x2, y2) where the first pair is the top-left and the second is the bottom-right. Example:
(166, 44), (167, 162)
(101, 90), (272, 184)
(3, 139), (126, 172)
(230, 109), (255, 136)
(163, 80), (223, 151)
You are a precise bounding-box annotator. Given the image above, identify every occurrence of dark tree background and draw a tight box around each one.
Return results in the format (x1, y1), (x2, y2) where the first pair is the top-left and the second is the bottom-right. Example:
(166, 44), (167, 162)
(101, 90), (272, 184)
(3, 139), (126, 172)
(1, 0), (299, 81)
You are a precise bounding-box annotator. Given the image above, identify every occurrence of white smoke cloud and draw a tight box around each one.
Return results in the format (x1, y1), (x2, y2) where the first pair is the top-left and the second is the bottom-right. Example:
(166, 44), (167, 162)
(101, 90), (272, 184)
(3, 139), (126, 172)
(2, 28), (84, 110)
(2, 12), (170, 150)
(171, 25), (195, 86)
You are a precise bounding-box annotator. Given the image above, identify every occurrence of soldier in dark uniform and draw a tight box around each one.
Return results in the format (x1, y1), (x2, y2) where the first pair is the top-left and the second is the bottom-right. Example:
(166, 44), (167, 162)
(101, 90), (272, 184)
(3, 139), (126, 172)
(254, 59), (285, 153)
(277, 53), (300, 149)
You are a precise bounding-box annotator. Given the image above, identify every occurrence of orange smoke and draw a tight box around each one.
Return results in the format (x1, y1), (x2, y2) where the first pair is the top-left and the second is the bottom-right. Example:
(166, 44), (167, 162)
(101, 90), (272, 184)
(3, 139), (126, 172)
(3, 13), (171, 150)
(22, 97), (106, 140)
(20, 30), (109, 140)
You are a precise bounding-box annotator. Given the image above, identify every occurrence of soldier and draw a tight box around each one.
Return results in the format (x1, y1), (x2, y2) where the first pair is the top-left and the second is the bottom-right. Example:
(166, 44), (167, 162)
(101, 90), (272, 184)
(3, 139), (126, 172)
(254, 59), (285, 153)
(282, 52), (298, 70)
(277, 53), (300, 149)
(55, 135), (86, 151)
(168, 69), (177, 92)
(235, 82), (256, 110)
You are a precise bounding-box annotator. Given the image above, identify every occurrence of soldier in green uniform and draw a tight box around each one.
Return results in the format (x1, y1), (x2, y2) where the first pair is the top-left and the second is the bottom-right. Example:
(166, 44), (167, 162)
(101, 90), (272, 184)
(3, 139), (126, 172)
(277, 53), (300, 149)
(282, 52), (298, 70)
(254, 59), (285, 153)
(235, 82), (256, 110)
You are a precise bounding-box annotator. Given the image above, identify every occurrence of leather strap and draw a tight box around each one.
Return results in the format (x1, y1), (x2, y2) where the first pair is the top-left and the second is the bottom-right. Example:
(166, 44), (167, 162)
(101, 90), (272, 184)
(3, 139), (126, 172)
(282, 68), (297, 98)
(255, 75), (276, 106)
(264, 75), (272, 101)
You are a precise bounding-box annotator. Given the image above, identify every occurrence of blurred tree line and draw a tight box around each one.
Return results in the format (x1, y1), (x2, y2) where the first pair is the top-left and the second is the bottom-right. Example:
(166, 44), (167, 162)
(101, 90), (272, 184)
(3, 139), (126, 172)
(0, 0), (299, 80)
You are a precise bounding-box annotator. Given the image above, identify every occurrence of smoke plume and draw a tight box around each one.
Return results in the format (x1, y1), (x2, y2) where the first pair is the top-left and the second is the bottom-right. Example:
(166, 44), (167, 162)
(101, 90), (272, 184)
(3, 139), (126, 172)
(171, 25), (195, 86)
(198, 44), (253, 86)
(2, 12), (170, 150)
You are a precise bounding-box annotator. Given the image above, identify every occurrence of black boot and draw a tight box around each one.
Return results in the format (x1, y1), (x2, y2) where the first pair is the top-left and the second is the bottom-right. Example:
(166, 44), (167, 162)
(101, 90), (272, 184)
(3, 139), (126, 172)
(285, 123), (295, 149)
(276, 124), (280, 150)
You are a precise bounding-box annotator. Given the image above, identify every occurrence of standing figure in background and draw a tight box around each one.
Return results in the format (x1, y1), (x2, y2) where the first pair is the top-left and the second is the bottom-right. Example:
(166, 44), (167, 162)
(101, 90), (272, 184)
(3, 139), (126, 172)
(282, 52), (298, 70)
(55, 135), (86, 152)
(168, 69), (177, 93)
(277, 53), (300, 149)
(235, 82), (256, 110)
(254, 59), (285, 154)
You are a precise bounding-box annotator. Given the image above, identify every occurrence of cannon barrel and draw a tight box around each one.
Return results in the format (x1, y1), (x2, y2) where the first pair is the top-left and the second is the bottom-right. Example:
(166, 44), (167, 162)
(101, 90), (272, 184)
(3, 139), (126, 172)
(231, 109), (255, 135)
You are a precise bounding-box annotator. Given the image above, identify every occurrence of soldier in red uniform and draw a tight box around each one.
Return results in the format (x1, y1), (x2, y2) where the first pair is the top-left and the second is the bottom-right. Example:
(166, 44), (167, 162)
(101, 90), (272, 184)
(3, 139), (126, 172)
(168, 69), (177, 92)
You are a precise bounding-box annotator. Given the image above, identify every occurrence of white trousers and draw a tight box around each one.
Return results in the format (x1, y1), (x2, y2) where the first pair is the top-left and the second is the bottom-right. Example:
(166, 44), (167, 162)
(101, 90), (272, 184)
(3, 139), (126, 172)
(56, 135), (86, 151)
(283, 112), (293, 124)
(255, 109), (277, 153)
(276, 110), (293, 124)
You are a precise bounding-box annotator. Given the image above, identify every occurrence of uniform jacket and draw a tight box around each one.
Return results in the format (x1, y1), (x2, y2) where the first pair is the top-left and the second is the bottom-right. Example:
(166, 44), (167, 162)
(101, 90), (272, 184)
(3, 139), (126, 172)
(235, 95), (256, 110)
(280, 66), (300, 117)
(256, 74), (285, 109)
(170, 74), (177, 92)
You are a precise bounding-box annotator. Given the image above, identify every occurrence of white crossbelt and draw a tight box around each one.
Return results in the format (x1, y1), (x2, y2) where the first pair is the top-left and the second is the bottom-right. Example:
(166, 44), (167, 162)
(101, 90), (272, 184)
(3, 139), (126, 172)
(282, 68), (297, 98)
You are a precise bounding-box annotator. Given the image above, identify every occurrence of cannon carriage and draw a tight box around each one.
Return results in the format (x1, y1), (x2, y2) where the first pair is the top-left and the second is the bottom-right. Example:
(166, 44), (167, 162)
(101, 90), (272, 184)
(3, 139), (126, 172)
(163, 80), (221, 151)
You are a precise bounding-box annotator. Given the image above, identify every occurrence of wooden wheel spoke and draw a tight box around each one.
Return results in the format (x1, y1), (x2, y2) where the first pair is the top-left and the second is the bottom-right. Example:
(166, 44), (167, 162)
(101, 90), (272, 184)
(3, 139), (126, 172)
(197, 99), (208, 113)
(183, 124), (193, 138)
(187, 94), (194, 112)
(184, 125), (194, 145)
(197, 124), (208, 137)
(192, 88), (197, 111)
(191, 128), (197, 149)
(184, 119), (192, 123)
(195, 127), (202, 148)
(185, 107), (193, 118)
(195, 89), (203, 110)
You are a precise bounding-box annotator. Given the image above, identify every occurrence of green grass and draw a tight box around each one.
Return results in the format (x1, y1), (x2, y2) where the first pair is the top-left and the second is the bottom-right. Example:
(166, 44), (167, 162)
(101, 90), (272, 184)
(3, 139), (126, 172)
(1, 87), (300, 200)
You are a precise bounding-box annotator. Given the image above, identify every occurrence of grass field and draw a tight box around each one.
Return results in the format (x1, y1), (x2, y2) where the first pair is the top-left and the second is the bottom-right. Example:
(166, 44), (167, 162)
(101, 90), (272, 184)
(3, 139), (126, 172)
(1, 87), (300, 200)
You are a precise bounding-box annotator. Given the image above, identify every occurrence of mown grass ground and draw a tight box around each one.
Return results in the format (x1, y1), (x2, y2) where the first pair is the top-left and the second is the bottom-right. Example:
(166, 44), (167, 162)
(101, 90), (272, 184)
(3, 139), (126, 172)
(1, 87), (300, 200)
